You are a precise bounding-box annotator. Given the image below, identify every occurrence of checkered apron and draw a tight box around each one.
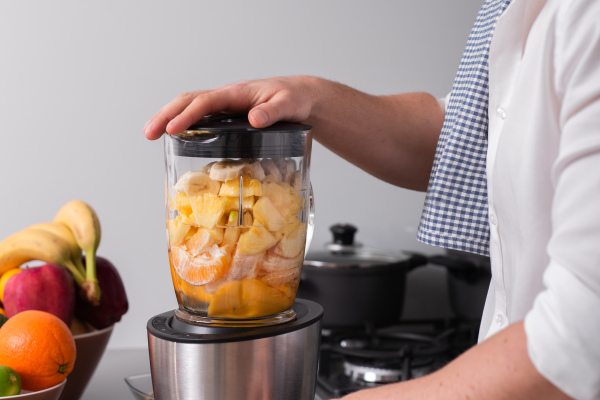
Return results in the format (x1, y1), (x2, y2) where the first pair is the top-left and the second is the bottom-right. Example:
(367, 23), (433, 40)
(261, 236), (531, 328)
(417, 0), (511, 256)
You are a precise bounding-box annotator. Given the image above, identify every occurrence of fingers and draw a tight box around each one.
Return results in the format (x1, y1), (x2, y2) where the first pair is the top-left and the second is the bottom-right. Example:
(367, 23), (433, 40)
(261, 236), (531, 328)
(144, 90), (209, 140)
(248, 89), (311, 128)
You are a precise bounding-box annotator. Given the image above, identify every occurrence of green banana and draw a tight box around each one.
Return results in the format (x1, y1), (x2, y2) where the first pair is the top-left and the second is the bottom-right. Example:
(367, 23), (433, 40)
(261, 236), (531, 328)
(0, 228), (86, 285)
(54, 200), (102, 304)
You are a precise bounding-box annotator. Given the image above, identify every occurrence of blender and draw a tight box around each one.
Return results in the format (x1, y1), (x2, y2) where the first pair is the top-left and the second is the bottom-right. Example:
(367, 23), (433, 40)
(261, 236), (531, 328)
(147, 114), (323, 400)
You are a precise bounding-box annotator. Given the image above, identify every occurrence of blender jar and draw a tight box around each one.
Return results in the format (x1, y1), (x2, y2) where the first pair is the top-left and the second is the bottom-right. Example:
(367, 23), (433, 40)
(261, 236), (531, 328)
(164, 115), (313, 327)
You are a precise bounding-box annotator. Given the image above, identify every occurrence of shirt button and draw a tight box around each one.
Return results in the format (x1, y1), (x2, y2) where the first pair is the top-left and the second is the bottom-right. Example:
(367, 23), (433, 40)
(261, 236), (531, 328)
(496, 107), (507, 119)
(489, 213), (497, 226)
(496, 314), (505, 326)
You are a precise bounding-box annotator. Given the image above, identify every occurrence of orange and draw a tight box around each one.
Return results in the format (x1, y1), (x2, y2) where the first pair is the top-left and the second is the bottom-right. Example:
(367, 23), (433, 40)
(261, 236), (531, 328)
(0, 308), (5, 316)
(0, 310), (76, 391)
(208, 279), (293, 319)
(171, 244), (229, 285)
(0, 268), (22, 303)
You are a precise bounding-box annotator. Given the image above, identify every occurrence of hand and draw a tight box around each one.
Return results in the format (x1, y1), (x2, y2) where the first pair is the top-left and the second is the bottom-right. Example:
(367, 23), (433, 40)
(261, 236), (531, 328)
(143, 76), (317, 140)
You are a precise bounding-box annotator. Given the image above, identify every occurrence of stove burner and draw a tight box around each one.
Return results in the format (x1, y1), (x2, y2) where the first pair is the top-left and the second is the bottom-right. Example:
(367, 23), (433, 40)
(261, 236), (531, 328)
(315, 319), (481, 399)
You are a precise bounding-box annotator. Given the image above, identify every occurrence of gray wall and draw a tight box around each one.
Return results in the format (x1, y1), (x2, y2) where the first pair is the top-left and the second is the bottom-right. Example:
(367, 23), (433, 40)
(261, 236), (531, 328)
(0, 1), (482, 349)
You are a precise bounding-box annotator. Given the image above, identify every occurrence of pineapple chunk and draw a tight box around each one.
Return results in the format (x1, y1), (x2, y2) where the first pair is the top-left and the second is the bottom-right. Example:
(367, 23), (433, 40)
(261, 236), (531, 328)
(260, 182), (301, 219)
(237, 226), (277, 255)
(253, 197), (286, 232)
(167, 219), (191, 247)
(274, 222), (307, 258)
(223, 196), (255, 212)
(174, 192), (193, 217)
(219, 176), (262, 197)
(191, 193), (227, 229)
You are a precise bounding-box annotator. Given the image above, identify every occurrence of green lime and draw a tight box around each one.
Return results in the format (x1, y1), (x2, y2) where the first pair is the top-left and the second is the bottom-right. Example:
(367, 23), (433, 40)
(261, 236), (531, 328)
(0, 315), (8, 329)
(0, 365), (21, 397)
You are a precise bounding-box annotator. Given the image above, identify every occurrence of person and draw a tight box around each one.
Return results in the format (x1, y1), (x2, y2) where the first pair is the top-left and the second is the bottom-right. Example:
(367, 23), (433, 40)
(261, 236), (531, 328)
(144, 0), (600, 398)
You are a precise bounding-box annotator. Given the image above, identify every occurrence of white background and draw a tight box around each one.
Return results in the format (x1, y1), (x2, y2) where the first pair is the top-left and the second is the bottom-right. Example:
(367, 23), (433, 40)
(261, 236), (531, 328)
(0, 0), (482, 349)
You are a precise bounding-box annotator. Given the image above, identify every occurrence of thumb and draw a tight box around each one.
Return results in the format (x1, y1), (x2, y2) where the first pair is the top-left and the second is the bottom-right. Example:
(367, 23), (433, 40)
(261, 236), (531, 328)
(248, 91), (310, 128)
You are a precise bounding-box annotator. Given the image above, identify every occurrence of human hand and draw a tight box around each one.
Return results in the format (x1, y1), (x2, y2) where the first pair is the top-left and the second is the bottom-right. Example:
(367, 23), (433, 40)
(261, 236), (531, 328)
(143, 76), (317, 140)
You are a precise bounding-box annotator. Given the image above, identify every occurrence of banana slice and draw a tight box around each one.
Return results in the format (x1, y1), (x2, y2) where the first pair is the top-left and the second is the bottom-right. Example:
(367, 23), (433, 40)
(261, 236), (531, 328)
(209, 159), (248, 181)
(242, 160), (266, 181)
(175, 171), (221, 196)
(275, 158), (296, 183)
(260, 159), (282, 182)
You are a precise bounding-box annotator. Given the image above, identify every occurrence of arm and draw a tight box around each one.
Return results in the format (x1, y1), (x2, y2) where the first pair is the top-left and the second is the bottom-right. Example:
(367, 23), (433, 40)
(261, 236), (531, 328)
(144, 76), (444, 191)
(338, 322), (570, 400)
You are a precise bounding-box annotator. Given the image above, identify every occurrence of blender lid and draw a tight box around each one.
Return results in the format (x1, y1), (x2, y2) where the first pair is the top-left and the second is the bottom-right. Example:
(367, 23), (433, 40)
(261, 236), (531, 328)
(170, 114), (312, 158)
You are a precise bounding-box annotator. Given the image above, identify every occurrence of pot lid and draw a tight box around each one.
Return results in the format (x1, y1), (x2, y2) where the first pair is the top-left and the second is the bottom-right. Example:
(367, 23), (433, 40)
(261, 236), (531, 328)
(304, 224), (405, 268)
(169, 114), (312, 158)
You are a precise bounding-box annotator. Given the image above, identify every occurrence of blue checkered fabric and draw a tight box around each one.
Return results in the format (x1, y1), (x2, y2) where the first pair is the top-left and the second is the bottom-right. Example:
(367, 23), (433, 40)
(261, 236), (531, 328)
(417, 0), (511, 256)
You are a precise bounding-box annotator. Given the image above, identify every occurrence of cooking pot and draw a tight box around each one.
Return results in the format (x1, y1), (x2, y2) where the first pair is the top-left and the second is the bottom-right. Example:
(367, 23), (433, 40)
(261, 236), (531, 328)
(426, 249), (491, 320)
(298, 224), (427, 329)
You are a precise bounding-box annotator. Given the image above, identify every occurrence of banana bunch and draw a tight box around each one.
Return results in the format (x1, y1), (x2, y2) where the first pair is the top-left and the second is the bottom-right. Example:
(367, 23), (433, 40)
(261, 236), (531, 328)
(0, 200), (102, 304)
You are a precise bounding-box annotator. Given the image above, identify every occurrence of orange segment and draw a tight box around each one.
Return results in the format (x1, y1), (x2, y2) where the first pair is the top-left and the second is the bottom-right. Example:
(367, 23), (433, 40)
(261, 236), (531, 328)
(171, 245), (229, 285)
(184, 229), (215, 256)
(207, 279), (293, 319)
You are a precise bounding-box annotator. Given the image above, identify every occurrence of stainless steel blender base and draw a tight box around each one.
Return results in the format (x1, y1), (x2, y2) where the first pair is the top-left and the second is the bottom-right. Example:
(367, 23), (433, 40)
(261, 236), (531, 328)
(147, 299), (323, 400)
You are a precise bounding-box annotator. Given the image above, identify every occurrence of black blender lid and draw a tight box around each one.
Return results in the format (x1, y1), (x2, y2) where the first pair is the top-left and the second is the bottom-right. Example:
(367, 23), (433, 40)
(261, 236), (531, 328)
(169, 114), (312, 158)
(147, 298), (323, 344)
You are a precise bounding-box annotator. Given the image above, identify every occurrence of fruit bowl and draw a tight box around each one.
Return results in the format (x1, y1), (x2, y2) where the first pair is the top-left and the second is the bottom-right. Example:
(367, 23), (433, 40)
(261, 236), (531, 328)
(2, 380), (66, 400)
(58, 325), (113, 400)
(124, 373), (154, 400)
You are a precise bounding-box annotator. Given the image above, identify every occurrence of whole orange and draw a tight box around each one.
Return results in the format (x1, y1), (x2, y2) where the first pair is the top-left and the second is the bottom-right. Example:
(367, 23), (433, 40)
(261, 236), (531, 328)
(0, 310), (76, 391)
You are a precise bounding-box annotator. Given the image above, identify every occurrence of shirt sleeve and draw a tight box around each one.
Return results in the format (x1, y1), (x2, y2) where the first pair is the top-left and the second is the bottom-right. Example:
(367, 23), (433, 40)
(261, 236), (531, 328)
(523, 1), (600, 399)
(437, 92), (451, 115)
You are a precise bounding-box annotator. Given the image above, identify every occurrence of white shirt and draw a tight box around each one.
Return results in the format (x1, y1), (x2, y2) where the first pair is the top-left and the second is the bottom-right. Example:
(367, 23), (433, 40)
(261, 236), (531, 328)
(456, 0), (600, 398)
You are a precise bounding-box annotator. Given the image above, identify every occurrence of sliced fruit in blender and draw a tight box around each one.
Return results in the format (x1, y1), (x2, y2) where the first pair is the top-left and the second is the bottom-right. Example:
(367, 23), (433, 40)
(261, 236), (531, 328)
(191, 193), (227, 229)
(261, 267), (300, 287)
(261, 249), (303, 273)
(273, 222), (307, 258)
(253, 197), (286, 232)
(207, 279), (293, 318)
(222, 212), (242, 248)
(209, 159), (249, 181)
(175, 171), (221, 196)
(223, 196), (255, 212)
(260, 182), (301, 219)
(174, 192), (193, 217)
(260, 159), (282, 182)
(237, 226), (277, 255)
(171, 245), (229, 285)
(219, 176), (262, 197)
(168, 220), (191, 247)
(185, 229), (215, 256)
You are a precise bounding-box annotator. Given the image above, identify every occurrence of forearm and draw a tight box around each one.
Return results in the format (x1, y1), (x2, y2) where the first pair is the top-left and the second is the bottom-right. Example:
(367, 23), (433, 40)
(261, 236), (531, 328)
(339, 322), (570, 400)
(305, 77), (444, 191)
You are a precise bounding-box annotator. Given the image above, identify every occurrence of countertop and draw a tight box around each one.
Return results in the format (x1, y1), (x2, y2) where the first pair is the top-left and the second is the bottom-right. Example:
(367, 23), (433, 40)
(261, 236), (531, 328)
(81, 347), (150, 400)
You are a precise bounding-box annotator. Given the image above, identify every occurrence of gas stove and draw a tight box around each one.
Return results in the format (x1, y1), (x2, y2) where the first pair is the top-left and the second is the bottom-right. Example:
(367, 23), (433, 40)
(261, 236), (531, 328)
(314, 318), (480, 399)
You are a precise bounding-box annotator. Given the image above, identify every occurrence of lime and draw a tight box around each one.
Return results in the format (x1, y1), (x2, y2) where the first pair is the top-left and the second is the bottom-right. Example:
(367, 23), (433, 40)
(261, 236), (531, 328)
(0, 365), (21, 396)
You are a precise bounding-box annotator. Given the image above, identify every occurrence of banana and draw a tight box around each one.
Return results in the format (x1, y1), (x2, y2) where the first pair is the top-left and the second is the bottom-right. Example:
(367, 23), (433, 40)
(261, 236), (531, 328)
(275, 158), (296, 183)
(209, 159), (248, 181)
(27, 222), (86, 275)
(175, 170), (221, 197)
(260, 159), (283, 182)
(0, 228), (86, 285)
(54, 200), (102, 304)
(242, 160), (265, 181)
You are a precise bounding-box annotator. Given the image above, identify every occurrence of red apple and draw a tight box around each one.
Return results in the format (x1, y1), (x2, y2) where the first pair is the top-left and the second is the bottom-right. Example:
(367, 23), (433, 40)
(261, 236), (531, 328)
(75, 256), (128, 329)
(3, 263), (75, 326)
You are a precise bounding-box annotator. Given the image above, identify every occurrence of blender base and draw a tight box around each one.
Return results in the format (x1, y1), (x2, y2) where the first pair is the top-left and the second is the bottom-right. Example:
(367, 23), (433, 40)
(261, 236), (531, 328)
(147, 298), (323, 400)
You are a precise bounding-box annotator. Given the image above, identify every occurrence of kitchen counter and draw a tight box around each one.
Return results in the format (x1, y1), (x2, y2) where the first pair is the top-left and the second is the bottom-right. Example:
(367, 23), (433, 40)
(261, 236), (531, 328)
(81, 347), (150, 400)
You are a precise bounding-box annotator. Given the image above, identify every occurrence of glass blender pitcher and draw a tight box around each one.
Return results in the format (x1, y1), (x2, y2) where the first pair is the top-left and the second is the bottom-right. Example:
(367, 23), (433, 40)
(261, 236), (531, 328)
(164, 114), (313, 327)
